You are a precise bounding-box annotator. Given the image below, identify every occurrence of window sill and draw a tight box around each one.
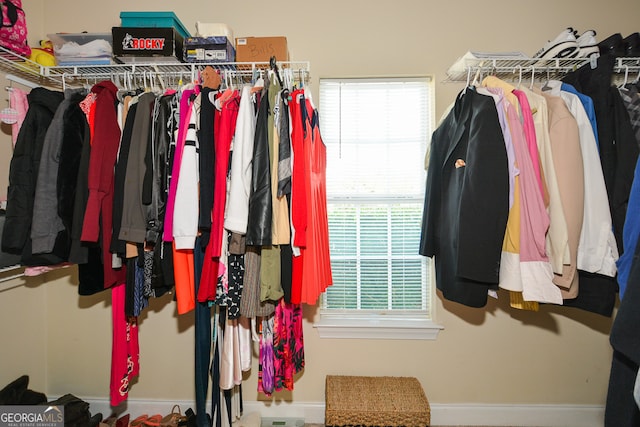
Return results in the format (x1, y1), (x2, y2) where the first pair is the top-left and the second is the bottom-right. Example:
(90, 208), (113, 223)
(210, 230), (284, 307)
(313, 317), (443, 340)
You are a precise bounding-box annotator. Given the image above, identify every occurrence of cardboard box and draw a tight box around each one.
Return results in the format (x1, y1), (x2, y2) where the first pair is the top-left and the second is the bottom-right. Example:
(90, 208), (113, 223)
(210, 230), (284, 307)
(112, 27), (184, 63)
(235, 36), (289, 62)
(184, 36), (235, 63)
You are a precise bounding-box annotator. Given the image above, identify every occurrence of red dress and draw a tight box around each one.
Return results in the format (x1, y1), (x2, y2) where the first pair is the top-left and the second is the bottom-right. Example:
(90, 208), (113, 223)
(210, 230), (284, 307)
(290, 90), (332, 304)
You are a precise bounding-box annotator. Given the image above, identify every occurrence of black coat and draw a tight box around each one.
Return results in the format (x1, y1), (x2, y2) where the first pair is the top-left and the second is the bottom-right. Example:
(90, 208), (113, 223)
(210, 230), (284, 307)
(420, 87), (509, 308)
(605, 237), (640, 426)
(2, 87), (64, 264)
(57, 90), (89, 237)
(246, 89), (273, 246)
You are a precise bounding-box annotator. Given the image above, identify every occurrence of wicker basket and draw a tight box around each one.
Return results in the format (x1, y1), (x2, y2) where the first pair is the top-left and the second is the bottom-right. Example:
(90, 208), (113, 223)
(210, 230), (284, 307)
(325, 375), (430, 427)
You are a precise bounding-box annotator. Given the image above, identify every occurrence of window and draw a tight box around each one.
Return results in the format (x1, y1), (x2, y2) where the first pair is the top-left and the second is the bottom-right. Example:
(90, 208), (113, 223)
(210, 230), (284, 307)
(314, 77), (442, 340)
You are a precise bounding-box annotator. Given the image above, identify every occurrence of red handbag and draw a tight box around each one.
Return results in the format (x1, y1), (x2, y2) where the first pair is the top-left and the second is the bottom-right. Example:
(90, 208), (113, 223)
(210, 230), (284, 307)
(0, 0), (30, 57)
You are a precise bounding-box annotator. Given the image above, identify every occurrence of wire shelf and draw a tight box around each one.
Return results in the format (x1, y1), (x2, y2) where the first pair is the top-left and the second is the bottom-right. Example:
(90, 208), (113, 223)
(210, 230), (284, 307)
(445, 53), (640, 83)
(0, 45), (310, 90)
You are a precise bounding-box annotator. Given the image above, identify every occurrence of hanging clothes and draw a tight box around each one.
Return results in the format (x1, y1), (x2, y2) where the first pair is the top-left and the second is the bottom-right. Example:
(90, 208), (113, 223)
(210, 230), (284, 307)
(563, 54), (639, 255)
(299, 93), (332, 304)
(246, 86), (273, 247)
(517, 86), (569, 277)
(2, 87), (65, 265)
(31, 88), (87, 255)
(542, 81), (618, 278)
(211, 89), (240, 258)
(420, 87), (509, 308)
(487, 86), (559, 305)
(118, 91), (156, 244)
(198, 87), (216, 248)
(605, 236), (640, 426)
(273, 299), (304, 392)
(9, 87), (28, 147)
(109, 282), (140, 407)
(562, 55), (636, 316)
(111, 96), (137, 259)
(225, 85), (256, 236)
(539, 90), (584, 299)
(2, 64), (330, 406)
(81, 81), (127, 289)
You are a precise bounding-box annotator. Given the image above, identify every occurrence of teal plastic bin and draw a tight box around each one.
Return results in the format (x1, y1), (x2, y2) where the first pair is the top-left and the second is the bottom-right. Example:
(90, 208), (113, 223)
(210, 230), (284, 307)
(120, 11), (191, 38)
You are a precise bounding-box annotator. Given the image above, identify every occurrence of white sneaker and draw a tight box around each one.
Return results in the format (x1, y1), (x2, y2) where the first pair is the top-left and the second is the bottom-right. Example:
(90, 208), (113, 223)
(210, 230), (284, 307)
(533, 28), (580, 59)
(576, 30), (600, 58)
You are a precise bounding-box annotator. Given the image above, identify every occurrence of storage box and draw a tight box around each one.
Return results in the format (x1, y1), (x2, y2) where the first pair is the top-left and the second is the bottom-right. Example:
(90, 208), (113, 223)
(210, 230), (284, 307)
(235, 36), (289, 62)
(48, 33), (113, 65)
(184, 36), (235, 63)
(325, 376), (430, 427)
(112, 27), (184, 63)
(120, 11), (191, 39)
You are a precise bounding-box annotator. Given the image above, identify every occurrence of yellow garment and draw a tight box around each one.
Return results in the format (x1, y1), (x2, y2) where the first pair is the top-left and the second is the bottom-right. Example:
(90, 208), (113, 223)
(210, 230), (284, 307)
(510, 291), (540, 311)
(499, 174), (522, 292)
(482, 76), (520, 116)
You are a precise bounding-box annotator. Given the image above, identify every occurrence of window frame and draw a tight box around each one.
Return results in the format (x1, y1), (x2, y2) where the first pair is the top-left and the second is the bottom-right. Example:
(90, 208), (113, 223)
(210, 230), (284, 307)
(313, 76), (443, 340)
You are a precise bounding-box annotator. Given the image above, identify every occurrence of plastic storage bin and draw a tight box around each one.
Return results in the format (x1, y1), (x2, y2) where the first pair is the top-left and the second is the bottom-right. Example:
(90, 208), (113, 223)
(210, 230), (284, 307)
(120, 12), (191, 39)
(47, 32), (113, 65)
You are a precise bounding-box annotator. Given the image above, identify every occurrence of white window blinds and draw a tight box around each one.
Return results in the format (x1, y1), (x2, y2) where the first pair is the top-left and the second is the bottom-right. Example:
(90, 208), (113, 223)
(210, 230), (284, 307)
(319, 77), (434, 317)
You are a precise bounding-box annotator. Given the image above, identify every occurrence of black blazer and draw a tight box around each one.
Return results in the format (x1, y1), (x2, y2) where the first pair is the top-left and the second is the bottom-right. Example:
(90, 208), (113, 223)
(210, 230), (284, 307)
(420, 88), (509, 308)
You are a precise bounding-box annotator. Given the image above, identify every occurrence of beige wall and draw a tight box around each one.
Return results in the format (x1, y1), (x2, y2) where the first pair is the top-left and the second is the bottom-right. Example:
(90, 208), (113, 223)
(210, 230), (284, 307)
(1, 0), (638, 409)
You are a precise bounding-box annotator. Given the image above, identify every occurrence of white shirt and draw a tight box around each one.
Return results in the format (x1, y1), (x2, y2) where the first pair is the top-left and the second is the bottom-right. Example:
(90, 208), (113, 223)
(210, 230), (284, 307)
(224, 85), (256, 234)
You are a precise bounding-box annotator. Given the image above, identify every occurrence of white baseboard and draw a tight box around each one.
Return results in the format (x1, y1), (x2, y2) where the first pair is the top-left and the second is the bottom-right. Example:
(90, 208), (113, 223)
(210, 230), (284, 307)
(82, 398), (326, 424)
(429, 403), (604, 427)
(83, 398), (605, 427)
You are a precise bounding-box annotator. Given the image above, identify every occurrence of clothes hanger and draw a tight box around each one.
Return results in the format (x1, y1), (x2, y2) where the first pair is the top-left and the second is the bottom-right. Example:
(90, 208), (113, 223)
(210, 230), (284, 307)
(470, 66), (482, 87)
(618, 65), (630, 89)
(514, 66), (523, 89)
(149, 72), (158, 94)
(269, 56), (284, 88)
(540, 67), (551, 91)
(251, 70), (264, 94)
(459, 67), (476, 99)
(632, 67), (640, 90)
(218, 72), (236, 106)
(302, 72), (315, 109)
(529, 67), (536, 90)
(151, 65), (165, 93)
(0, 80), (18, 125)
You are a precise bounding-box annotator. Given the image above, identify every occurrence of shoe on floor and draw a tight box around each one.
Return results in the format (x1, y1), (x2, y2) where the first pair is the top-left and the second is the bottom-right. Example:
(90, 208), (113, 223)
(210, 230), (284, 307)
(533, 27), (580, 59)
(576, 30), (600, 58)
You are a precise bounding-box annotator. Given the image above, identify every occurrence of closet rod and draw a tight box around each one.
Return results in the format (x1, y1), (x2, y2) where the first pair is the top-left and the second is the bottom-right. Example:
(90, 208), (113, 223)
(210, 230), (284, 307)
(6, 73), (39, 89)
